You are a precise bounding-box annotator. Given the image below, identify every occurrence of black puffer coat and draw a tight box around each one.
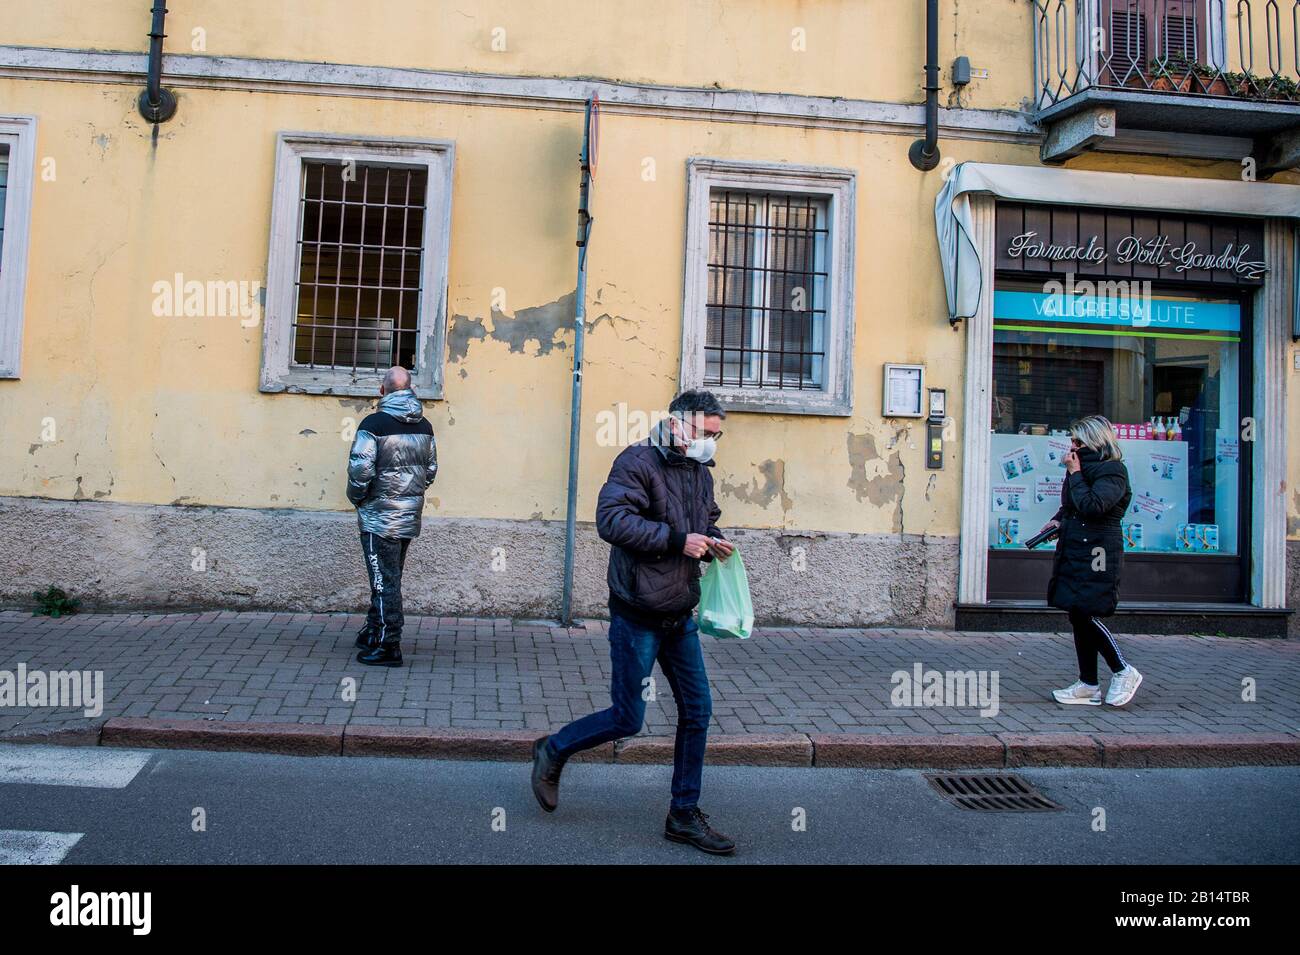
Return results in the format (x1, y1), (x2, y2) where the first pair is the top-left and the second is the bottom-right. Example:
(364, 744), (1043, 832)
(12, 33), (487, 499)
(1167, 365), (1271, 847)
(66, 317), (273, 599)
(1046, 447), (1132, 617)
(596, 430), (722, 619)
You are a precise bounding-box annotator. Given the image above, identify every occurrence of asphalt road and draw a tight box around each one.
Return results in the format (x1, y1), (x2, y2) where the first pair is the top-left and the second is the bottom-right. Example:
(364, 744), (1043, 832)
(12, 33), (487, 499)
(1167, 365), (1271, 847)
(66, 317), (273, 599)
(1, 744), (1297, 865)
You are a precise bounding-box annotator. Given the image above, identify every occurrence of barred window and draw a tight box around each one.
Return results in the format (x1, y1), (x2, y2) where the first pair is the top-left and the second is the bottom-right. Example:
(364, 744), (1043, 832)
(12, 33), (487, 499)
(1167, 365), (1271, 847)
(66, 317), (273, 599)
(261, 133), (454, 398)
(681, 159), (854, 416)
(706, 191), (829, 390)
(293, 161), (427, 372)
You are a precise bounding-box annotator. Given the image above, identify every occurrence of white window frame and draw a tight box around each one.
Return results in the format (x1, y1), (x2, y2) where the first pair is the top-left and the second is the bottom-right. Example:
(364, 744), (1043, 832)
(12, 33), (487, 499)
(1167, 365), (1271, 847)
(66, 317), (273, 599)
(260, 132), (455, 398)
(680, 157), (855, 416)
(0, 115), (37, 379)
(1204, 0), (1228, 70)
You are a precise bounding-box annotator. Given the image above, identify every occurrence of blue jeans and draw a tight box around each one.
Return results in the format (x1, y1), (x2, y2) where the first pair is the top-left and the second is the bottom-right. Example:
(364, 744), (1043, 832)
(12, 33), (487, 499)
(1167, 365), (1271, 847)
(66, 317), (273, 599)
(548, 609), (713, 810)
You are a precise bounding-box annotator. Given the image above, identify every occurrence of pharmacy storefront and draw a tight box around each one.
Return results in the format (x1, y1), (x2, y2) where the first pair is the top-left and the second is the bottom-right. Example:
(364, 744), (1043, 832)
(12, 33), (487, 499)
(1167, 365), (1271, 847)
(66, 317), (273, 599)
(937, 165), (1296, 634)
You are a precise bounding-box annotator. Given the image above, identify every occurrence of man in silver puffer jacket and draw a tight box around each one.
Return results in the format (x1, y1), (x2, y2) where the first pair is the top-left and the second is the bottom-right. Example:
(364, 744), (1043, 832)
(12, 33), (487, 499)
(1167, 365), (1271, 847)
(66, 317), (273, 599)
(346, 366), (437, 667)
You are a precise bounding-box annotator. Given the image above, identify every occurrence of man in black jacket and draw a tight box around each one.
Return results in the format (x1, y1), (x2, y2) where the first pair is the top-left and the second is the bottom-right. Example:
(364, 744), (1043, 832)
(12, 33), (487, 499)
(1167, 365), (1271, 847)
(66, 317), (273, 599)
(531, 389), (737, 854)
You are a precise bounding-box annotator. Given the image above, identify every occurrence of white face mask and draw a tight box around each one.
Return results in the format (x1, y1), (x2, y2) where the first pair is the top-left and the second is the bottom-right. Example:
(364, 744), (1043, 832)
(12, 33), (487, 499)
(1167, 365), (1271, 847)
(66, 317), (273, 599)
(685, 436), (717, 463)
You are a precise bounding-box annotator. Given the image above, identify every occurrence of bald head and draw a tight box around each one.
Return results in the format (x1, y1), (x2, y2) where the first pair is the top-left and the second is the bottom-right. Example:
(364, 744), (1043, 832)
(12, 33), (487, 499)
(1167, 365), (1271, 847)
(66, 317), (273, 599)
(380, 366), (411, 395)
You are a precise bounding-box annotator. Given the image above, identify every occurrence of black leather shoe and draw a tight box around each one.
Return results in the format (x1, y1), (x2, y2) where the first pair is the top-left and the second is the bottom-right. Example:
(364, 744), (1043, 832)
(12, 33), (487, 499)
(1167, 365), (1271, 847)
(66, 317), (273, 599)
(665, 807), (736, 855)
(356, 642), (402, 667)
(354, 626), (376, 650)
(531, 736), (565, 813)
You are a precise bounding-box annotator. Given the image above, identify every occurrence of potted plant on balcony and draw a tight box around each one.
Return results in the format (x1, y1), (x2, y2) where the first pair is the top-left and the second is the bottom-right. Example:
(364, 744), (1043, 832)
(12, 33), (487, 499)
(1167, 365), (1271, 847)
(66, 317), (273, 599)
(1144, 52), (1226, 95)
(1149, 51), (1300, 102)
(1146, 52), (1199, 94)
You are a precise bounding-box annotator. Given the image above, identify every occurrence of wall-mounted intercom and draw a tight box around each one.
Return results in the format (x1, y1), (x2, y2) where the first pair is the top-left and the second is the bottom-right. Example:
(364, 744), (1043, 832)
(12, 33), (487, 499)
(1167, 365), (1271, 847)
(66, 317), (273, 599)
(926, 388), (946, 470)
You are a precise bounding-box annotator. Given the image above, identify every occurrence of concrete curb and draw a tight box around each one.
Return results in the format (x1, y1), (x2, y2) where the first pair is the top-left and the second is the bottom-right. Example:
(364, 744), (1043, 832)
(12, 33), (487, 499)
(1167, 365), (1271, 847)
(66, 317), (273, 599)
(100, 717), (343, 756)
(341, 726), (615, 763)
(1001, 733), (1104, 768)
(811, 733), (1005, 768)
(1095, 732), (1300, 768)
(0, 723), (105, 747)
(616, 733), (814, 767)
(67, 718), (1300, 768)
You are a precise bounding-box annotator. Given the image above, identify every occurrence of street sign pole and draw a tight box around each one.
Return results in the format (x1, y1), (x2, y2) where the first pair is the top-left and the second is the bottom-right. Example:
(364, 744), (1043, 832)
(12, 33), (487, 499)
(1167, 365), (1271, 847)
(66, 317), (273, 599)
(561, 96), (598, 625)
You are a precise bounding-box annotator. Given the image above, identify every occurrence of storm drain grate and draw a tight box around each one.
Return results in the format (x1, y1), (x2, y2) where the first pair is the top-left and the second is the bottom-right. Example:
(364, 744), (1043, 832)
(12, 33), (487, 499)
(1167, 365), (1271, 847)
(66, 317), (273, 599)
(924, 773), (1064, 812)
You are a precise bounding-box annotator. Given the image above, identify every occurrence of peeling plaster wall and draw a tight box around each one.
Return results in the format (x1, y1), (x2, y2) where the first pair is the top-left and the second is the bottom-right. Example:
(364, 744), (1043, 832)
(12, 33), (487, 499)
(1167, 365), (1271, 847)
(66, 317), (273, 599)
(0, 76), (1041, 544)
(0, 497), (958, 627)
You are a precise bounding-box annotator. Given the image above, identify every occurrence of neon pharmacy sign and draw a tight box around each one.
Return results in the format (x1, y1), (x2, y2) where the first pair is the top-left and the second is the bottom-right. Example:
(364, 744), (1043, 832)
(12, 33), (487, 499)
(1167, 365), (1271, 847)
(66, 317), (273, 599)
(994, 290), (1241, 333)
(1005, 231), (1267, 280)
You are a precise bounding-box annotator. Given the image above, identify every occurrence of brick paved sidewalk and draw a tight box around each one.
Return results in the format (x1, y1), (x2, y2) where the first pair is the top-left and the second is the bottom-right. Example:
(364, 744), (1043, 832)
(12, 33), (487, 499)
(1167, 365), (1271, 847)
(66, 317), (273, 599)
(1, 610), (1297, 743)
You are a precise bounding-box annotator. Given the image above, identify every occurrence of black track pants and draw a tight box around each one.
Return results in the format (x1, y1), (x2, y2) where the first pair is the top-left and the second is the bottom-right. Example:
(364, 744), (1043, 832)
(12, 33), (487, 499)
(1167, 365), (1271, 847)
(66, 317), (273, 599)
(1068, 609), (1127, 685)
(361, 532), (411, 647)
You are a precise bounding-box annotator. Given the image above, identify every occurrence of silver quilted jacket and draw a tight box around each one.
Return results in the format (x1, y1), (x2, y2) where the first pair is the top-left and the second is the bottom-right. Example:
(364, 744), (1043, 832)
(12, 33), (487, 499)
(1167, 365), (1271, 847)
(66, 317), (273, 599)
(346, 389), (438, 539)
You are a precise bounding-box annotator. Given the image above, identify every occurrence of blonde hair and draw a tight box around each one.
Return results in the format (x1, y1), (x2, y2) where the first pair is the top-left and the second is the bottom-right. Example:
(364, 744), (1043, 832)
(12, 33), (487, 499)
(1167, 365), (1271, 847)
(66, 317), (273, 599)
(1069, 415), (1122, 462)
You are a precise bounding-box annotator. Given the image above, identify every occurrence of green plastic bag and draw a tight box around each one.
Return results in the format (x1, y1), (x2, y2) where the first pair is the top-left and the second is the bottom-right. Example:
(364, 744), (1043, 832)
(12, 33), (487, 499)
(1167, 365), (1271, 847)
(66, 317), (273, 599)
(696, 550), (754, 639)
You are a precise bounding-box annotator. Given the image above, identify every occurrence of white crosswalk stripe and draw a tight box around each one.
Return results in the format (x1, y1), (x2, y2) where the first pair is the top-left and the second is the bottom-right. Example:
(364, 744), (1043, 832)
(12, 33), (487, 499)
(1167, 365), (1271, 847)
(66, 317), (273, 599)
(0, 829), (83, 864)
(0, 744), (151, 788)
(0, 745), (151, 865)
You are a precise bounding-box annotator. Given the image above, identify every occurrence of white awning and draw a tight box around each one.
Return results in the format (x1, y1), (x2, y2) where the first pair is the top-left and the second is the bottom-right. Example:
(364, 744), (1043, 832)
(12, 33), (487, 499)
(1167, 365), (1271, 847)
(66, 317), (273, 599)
(935, 162), (1300, 320)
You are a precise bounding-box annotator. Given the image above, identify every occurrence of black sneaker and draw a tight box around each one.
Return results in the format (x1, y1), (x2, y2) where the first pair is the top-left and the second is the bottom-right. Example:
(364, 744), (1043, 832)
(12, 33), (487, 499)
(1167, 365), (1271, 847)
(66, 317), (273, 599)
(530, 736), (565, 813)
(354, 626), (377, 650)
(665, 807), (736, 856)
(356, 642), (402, 667)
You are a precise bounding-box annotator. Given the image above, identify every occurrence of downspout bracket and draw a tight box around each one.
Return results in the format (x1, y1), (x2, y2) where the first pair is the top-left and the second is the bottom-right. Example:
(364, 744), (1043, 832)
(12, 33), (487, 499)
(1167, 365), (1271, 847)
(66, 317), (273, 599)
(137, 87), (178, 124)
(909, 139), (941, 171)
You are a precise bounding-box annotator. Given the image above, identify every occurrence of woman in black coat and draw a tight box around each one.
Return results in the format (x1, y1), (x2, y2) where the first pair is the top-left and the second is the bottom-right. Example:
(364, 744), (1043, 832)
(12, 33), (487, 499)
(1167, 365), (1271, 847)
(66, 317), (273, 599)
(1037, 415), (1143, 707)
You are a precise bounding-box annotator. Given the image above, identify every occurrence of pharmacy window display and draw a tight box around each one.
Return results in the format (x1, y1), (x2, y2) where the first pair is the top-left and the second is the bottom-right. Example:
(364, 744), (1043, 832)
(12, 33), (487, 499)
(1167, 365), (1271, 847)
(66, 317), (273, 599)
(988, 291), (1249, 598)
(990, 289), (1243, 554)
(986, 203), (1262, 604)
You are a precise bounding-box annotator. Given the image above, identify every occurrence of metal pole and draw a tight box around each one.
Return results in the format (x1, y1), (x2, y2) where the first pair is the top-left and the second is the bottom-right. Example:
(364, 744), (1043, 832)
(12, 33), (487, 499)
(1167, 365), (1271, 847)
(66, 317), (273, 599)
(561, 99), (595, 625)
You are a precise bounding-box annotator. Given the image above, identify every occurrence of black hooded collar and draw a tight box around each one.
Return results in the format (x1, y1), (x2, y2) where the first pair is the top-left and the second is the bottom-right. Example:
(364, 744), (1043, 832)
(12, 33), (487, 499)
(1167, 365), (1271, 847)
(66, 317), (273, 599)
(1075, 444), (1124, 476)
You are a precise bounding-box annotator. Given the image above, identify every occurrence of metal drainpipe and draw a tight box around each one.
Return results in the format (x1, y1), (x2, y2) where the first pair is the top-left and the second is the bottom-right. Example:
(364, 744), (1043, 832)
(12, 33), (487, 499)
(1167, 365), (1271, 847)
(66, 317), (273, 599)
(909, 0), (941, 171)
(138, 0), (178, 123)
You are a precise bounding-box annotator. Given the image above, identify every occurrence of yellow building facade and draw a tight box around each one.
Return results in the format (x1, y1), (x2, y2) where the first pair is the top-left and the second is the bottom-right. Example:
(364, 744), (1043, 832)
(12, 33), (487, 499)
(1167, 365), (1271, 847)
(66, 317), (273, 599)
(1, 1), (1297, 634)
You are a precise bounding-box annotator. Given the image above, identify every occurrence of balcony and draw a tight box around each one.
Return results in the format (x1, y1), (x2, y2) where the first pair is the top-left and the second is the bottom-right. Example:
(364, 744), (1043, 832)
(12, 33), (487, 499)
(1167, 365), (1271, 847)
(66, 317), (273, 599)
(1030, 1), (1300, 171)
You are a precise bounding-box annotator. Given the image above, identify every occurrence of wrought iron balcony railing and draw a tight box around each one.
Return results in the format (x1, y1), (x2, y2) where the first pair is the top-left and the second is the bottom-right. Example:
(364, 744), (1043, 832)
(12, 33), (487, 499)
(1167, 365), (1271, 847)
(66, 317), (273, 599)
(1032, 0), (1300, 112)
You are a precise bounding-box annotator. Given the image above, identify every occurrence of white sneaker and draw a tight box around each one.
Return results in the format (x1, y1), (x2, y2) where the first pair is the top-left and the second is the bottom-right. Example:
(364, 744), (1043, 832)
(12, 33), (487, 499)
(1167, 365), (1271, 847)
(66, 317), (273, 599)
(1052, 680), (1102, 705)
(1105, 666), (1143, 707)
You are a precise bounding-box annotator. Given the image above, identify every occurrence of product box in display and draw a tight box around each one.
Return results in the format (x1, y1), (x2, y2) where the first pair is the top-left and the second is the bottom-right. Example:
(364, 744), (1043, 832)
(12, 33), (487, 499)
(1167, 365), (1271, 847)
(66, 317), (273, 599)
(1122, 522), (1144, 550)
(997, 518), (1020, 546)
(1198, 524), (1219, 552)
